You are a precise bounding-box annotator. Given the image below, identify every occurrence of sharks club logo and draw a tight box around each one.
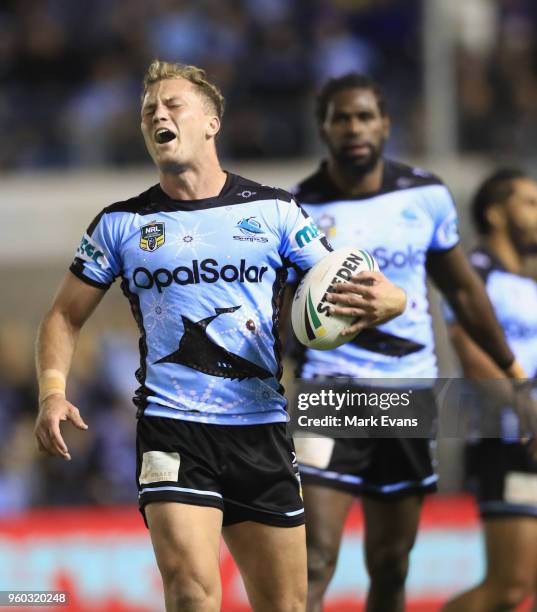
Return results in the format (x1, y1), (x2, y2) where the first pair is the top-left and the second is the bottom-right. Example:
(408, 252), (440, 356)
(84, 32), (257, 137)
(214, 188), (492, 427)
(233, 217), (268, 243)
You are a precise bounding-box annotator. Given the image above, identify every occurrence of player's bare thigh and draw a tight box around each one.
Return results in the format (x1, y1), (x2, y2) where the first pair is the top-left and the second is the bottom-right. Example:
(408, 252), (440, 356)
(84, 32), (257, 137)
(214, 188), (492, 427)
(146, 502), (223, 612)
(223, 521), (307, 612)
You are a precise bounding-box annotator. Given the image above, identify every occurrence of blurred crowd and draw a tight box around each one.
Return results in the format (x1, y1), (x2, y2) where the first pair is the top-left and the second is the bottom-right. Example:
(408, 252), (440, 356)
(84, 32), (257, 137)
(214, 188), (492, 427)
(3, 0), (537, 170)
(457, 0), (537, 157)
(1, 0), (420, 168)
(2, 0), (537, 170)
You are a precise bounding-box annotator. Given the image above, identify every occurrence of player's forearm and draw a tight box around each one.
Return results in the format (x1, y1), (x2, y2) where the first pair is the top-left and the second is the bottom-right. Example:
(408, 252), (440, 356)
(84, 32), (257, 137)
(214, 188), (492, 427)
(449, 323), (508, 379)
(35, 308), (80, 392)
(34, 307), (89, 460)
(447, 281), (515, 372)
(459, 356), (506, 381)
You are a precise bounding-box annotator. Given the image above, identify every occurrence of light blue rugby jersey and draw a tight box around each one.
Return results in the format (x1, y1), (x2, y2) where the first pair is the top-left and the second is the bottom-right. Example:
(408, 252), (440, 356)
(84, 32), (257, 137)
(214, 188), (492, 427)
(293, 159), (459, 381)
(70, 172), (331, 424)
(447, 248), (537, 378)
(444, 247), (537, 441)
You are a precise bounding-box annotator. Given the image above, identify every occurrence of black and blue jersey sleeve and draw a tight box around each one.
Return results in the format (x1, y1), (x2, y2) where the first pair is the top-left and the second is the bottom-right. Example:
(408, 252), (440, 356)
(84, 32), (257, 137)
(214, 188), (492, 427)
(277, 197), (332, 273)
(69, 210), (122, 289)
(427, 185), (460, 251)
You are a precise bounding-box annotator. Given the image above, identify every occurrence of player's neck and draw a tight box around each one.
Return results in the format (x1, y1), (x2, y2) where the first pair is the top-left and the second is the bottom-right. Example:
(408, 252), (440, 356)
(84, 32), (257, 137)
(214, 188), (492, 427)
(327, 159), (384, 196)
(484, 234), (522, 274)
(159, 158), (227, 201)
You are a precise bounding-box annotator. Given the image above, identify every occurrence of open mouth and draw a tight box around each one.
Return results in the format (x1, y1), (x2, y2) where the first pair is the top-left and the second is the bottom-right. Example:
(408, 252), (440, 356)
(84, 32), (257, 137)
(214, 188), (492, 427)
(155, 128), (176, 144)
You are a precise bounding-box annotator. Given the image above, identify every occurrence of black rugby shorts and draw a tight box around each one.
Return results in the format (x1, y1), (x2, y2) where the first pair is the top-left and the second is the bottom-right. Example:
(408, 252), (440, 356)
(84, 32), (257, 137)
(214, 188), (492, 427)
(136, 416), (304, 527)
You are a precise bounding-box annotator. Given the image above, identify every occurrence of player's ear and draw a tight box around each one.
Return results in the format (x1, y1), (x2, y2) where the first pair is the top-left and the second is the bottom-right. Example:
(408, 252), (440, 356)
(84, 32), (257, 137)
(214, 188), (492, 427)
(206, 115), (220, 139)
(382, 114), (391, 139)
(485, 203), (506, 230)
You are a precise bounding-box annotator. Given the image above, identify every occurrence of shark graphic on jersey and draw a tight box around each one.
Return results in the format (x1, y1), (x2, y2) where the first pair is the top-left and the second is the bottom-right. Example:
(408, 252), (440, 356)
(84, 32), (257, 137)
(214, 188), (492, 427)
(155, 306), (273, 381)
(69, 172), (332, 424)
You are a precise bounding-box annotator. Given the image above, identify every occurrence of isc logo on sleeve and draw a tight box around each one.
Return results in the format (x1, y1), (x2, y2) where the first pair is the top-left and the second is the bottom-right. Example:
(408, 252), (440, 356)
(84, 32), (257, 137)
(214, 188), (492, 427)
(76, 233), (110, 270)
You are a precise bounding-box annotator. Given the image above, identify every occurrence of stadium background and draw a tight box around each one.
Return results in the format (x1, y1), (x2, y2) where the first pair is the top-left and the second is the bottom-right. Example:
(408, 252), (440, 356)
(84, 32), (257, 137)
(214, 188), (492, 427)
(2, 0), (537, 609)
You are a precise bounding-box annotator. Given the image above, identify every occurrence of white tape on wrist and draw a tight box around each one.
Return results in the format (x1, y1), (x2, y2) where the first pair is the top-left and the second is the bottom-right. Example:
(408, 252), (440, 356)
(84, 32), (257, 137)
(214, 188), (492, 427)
(39, 369), (66, 404)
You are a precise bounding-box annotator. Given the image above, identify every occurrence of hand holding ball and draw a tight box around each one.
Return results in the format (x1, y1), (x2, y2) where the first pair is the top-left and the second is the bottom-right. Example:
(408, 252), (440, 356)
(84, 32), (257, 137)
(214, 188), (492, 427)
(291, 247), (379, 350)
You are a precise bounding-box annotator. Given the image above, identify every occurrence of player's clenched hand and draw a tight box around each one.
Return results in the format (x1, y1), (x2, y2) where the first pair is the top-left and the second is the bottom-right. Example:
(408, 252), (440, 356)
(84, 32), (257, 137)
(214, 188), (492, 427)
(34, 395), (88, 461)
(326, 271), (406, 336)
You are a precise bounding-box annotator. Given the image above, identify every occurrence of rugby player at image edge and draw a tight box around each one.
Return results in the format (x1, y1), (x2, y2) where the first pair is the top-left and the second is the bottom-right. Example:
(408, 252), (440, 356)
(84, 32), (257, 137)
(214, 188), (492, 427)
(284, 73), (527, 612)
(33, 60), (406, 612)
(442, 169), (537, 612)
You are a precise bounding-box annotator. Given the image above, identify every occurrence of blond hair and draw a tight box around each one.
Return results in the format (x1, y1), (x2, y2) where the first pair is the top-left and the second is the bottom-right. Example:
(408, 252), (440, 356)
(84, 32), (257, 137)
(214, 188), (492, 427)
(142, 60), (225, 119)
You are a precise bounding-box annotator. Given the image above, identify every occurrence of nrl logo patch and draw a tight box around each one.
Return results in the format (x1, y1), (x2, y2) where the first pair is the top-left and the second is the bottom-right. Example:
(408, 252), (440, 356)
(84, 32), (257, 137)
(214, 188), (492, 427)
(140, 221), (165, 252)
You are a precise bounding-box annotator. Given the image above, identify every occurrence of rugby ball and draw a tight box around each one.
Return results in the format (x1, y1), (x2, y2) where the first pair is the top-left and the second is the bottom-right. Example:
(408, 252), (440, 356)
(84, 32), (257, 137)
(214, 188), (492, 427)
(291, 247), (379, 350)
